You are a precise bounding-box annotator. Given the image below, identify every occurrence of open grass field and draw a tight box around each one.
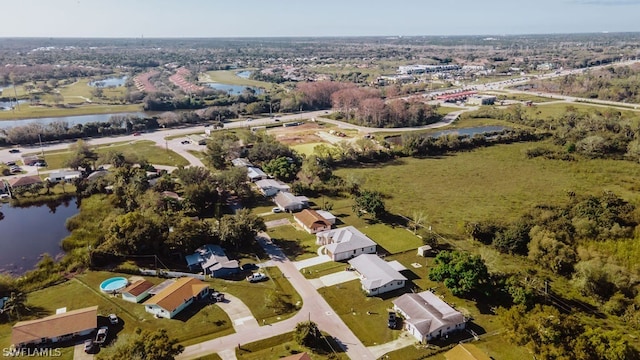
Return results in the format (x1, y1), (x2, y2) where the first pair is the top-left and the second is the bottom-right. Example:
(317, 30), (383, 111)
(291, 142), (331, 156)
(268, 224), (319, 261)
(0, 103), (142, 120)
(492, 93), (556, 103)
(25, 140), (189, 169)
(530, 101), (640, 118)
(201, 70), (275, 90)
(235, 331), (348, 360)
(436, 106), (462, 115)
(57, 78), (127, 103)
(334, 140), (640, 239)
(0, 271), (235, 352)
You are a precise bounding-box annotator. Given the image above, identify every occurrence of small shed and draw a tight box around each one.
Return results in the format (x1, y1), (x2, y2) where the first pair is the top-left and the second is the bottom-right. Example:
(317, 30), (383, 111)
(417, 245), (433, 257)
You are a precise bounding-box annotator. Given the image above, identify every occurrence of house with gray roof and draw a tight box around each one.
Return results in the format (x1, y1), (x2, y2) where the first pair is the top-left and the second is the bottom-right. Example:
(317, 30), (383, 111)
(348, 254), (407, 296)
(231, 158), (253, 168)
(273, 191), (309, 212)
(185, 244), (240, 278)
(392, 291), (466, 343)
(255, 179), (290, 197)
(316, 226), (376, 261)
(247, 167), (267, 182)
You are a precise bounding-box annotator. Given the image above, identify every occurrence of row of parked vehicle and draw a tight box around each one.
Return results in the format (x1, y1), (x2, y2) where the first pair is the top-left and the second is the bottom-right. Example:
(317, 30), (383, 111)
(83, 314), (118, 353)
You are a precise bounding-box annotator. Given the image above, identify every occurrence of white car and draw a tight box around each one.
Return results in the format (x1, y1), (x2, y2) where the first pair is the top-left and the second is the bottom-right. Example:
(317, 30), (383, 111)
(108, 313), (118, 324)
(246, 273), (267, 283)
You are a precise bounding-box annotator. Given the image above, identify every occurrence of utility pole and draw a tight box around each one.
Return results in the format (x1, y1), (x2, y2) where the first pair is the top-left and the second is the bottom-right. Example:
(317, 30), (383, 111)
(38, 134), (45, 162)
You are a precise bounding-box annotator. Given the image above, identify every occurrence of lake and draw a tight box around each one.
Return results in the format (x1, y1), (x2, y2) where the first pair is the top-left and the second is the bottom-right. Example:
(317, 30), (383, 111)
(0, 198), (79, 275)
(0, 112), (148, 129)
(205, 83), (263, 95)
(385, 126), (508, 145)
(236, 71), (252, 79)
(89, 76), (128, 87)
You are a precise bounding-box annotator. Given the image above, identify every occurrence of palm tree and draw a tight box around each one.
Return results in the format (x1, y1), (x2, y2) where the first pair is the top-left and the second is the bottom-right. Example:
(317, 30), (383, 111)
(2, 292), (29, 322)
(409, 211), (427, 234)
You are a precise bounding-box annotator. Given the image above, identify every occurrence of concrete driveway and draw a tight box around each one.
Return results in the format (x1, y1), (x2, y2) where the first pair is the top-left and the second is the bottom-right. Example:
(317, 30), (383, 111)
(313, 270), (359, 289)
(215, 293), (259, 332)
(73, 341), (94, 360)
(293, 254), (331, 270)
(367, 332), (416, 358)
(264, 218), (290, 229)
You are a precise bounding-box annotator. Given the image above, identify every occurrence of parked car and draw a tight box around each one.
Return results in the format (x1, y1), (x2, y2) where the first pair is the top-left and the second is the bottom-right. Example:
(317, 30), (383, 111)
(211, 291), (225, 302)
(83, 339), (94, 353)
(34, 162), (47, 167)
(108, 314), (118, 325)
(133, 132), (141, 136)
(0, 194), (10, 200)
(246, 273), (267, 283)
(95, 326), (108, 344)
(181, 140), (190, 145)
(388, 312), (397, 329)
(8, 149), (20, 153)
(272, 207), (282, 213)
(5, 161), (15, 166)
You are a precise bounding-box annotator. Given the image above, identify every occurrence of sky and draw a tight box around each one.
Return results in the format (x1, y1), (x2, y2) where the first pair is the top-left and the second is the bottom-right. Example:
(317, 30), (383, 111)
(2, 0), (640, 38)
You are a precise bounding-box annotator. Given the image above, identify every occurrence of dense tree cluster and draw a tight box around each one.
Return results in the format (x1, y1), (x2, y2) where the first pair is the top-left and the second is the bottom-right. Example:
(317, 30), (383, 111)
(428, 251), (490, 297)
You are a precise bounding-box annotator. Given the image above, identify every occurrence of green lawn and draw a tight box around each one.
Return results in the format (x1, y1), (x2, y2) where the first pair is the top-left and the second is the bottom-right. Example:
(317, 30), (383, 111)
(208, 266), (302, 324)
(0, 271), (235, 351)
(268, 224), (318, 261)
(492, 93), (556, 103)
(201, 70), (276, 90)
(301, 261), (345, 279)
(291, 142), (332, 156)
(25, 140), (189, 169)
(317, 280), (401, 346)
(235, 331), (348, 360)
(528, 102), (640, 118)
(0, 104), (141, 120)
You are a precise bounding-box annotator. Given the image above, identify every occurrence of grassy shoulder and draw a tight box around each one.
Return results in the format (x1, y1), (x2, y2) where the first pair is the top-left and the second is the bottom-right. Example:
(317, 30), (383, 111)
(25, 140), (189, 168)
(235, 331), (348, 360)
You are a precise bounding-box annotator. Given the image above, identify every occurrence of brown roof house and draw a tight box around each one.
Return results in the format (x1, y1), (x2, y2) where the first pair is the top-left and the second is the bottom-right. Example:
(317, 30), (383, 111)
(144, 277), (209, 319)
(12, 306), (98, 347)
(8, 176), (43, 189)
(280, 353), (312, 360)
(294, 209), (332, 234)
(393, 291), (466, 343)
(121, 279), (154, 303)
(445, 343), (492, 360)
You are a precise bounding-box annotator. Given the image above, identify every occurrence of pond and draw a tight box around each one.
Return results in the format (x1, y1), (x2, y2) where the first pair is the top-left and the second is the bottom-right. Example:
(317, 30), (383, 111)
(89, 76), (128, 87)
(0, 100), (28, 111)
(385, 126), (508, 145)
(0, 198), (79, 275)
(0, 112), (148, 129)
(205, 83), (263, 95)
(236, 71), (252, 79)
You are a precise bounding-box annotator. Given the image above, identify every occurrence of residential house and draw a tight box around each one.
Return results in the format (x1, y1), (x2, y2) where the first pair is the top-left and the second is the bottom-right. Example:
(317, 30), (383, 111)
(274, 191), (309, 212)
(255, 179), (290, 197)
(121, 279), (154, 303)
(316, 226), (376, 261)
(185, 244), (240, 278)
(44, 170), (81, 183)
(392, 291), (466, 343)
(280, 353), (312, 360)
(247, 167), (267, 182)
(144, 277), (209, 319)
(348, 254), (407, 296)
(294, 209), (332, 234)
(444, 343), (491, 360)
(231, 158), (253, 168)
(8, 176), (43, 189)
(12, 306), (98, 348)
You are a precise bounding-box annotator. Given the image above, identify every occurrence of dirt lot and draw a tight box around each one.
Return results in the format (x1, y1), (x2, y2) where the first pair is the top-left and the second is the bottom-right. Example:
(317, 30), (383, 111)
(268, 123), (328, 145)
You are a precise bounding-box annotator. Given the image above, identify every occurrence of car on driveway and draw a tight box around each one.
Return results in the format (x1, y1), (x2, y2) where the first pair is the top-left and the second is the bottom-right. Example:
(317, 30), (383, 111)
(8, 149), (20, 153)
(211, 291), (225, 302)
(388, 312), (397, 329)
(181, 140), (190, 145)
(246, 273), (267, 283)
(108, 313), (118, 324)
(133, 132), (141, 136)
(83, 339), (94, 353)
(272, 207), (282, 213)
(95, 326), (108, 344)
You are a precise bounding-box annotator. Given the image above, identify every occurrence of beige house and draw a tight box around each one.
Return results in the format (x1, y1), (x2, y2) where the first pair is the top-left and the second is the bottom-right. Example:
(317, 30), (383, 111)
(294, 209), (332, 234)
(12, 306), (98, 347)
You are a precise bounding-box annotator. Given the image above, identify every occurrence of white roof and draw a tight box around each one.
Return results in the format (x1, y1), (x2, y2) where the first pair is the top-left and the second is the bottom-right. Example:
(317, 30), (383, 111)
(392, 291), (465, 337)
(316, 210), (336, 220)
(247, 167), (266, 179)
(348, 254), (407, 290)
(255, 179), (290, 190)
(318, 226), (376, 255)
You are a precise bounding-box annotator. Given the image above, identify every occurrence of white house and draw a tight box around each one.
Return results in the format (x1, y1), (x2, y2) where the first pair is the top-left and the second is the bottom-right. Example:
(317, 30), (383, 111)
(316, 226), (376, 261)
(12, 306), (98, 348)
(247, 167), (268, 182)
(348, 254), (407, 296)
(44, 170), (81, 183)
(393, 291), (466, 343)
(294, 209), (332, 234)
(121, 279), (154, 303)
(274, 191), (309, 212)
(144, 277), (209, 319)
(255, 179), (290, 197)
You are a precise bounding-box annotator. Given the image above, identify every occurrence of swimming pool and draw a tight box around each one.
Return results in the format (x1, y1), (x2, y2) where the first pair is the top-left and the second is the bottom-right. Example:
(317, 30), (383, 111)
(99, 277), (129, 293)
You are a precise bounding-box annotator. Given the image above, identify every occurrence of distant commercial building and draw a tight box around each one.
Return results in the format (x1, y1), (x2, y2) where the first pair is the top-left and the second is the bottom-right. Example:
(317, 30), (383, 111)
(398, 64), (461, 75)
(467, 95), (496, 106)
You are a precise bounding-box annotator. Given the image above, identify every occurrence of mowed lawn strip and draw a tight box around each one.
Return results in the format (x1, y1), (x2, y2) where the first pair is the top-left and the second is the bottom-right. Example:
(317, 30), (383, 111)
(25, 140), (189, 169)
(235, 331), (349, 360)
(268, 223), (319, 261)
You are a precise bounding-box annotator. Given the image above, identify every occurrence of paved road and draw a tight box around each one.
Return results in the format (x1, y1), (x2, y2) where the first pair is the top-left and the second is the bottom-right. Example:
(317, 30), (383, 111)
(177, 232), (375, 360)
